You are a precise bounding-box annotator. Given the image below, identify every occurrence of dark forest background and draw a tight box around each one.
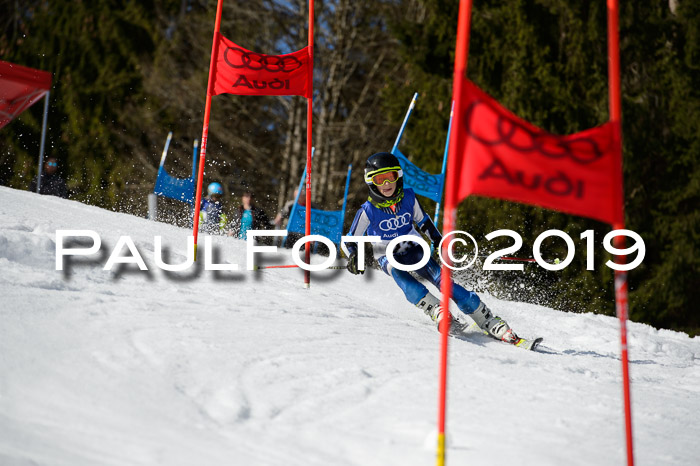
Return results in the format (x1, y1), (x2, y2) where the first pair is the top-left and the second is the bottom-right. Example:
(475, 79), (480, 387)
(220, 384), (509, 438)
(1, 0), (698, 335)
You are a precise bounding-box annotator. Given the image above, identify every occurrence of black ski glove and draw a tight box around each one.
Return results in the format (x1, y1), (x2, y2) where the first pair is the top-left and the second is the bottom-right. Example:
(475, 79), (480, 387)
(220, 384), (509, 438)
(347, 251), (365, 275)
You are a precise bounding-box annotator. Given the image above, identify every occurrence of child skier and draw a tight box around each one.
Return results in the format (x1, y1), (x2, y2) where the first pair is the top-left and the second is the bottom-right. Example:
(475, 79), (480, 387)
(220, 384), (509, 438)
(199, 182), (229, 234)
(343, 152), (522, 345)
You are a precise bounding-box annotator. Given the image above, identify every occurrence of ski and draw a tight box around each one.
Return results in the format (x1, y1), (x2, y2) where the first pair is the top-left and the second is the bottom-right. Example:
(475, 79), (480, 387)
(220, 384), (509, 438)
(513, 336), (543, 351)
(465, 322), (543, 351)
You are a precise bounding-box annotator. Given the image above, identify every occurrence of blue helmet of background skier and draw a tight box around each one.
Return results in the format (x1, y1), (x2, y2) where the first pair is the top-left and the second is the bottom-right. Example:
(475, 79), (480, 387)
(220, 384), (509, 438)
(200, 182), (228, 233)
(364, 152), (404, 208)
(207, 182), (224, 197)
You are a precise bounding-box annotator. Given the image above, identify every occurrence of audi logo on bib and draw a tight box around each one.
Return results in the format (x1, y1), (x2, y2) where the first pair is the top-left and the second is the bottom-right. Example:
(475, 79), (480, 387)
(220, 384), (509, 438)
(379, 213), (411, 231)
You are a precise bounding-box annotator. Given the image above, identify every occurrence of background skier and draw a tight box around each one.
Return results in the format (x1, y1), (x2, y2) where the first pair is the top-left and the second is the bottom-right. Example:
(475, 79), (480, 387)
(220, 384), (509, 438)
(231, 190), (270, 240)
(30, 157), (68, 198)
(199, 182), (229, 234)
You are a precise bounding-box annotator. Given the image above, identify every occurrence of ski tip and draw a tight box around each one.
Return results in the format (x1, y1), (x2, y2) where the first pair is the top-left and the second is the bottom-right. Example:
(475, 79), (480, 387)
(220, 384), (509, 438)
(514, 336), (544, 351)
(531, 337), (544, 351)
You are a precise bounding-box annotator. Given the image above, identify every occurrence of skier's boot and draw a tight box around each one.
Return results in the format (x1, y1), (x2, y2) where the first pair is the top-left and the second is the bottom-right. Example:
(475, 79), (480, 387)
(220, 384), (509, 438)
(415, 293), (469, 334)
(416, 292), (443, 325)
(470, 302), (519, 344)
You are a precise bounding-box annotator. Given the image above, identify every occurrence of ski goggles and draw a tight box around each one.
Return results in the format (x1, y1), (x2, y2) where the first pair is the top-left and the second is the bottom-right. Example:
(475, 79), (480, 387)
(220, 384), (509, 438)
(365, 167), (402, 186)
(47, 162), (57, 167)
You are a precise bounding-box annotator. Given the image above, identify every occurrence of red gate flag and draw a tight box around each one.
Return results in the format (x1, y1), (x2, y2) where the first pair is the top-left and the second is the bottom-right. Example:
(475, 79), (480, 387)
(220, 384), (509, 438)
(0, 60), (52, 130)
(455, 79), (623, 225)
(212, 33), (311, 98)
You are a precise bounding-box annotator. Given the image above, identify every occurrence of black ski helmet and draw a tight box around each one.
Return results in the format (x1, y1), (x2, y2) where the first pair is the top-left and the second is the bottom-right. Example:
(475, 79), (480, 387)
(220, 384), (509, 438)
(365, 152), (404, 206)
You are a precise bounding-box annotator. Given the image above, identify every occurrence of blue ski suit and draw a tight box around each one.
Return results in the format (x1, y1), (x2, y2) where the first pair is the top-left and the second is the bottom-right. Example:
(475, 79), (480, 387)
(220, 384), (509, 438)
(343, 188), (481, 314)
(199, 198), (228, 234)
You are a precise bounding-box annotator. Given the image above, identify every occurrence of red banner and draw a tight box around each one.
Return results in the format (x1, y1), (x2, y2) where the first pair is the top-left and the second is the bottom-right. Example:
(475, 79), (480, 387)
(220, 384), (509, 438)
(0, 60), (52, 130)
(454, 79), (623, 225)
(212, 34), (311, 98)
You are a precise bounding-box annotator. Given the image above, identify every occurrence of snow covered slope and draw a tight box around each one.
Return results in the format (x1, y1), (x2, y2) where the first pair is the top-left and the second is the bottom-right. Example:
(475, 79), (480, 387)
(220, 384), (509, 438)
(0, 185), (698, 466)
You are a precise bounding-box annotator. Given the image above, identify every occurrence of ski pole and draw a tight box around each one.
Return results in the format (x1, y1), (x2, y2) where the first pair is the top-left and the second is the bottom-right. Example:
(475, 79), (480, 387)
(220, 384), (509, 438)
(479, 255), (561, 265)
(253, 257), (560, 271)
(440, 252), (561, 265)
(253, 264), (348, 271)
(492, 256), (537, 263)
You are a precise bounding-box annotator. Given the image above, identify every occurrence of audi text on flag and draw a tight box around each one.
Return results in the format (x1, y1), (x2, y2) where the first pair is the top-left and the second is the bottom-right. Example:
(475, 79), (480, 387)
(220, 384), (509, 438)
(453, 79), (623, 225)
(212, 34), (311, 98)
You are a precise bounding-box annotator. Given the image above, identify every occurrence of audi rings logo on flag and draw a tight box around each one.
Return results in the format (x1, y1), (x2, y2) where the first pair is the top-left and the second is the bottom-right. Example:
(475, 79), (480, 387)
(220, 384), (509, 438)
(213, 33), (311, 98)
(223, 48), (304, 73)
(464, 100), (605, 165)
(379, 213), (411, 231)
(392, 149), (445, 203)
(401, 162), (444, 202)
(293, 208), (340, 227)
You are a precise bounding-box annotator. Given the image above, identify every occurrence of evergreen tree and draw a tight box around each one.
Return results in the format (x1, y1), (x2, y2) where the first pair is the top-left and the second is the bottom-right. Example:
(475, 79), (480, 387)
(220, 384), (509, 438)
(1, 0), (159, 210)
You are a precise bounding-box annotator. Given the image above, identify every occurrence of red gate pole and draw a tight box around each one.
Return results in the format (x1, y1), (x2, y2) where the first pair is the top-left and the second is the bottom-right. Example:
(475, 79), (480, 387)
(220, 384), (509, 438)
(192, 0), (224, 261)
(607, 1), (634, 465)
(437, 1), (473, 464)
(303, 0), (315, 288)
